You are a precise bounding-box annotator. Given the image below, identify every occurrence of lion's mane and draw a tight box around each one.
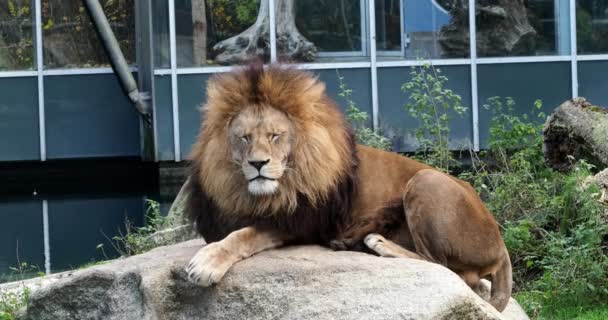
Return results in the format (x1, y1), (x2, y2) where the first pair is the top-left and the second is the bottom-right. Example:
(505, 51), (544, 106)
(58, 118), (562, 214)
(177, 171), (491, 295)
(186, 64), (358, 243)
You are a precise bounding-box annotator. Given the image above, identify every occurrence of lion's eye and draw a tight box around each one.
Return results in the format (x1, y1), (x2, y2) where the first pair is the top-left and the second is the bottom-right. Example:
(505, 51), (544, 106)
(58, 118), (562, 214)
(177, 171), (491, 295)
(240, 135), (250, 144)
(270, 133), (281, 142)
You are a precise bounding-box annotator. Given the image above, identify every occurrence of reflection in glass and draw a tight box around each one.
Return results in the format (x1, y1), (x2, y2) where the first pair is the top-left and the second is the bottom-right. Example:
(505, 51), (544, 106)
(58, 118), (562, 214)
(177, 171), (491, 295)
(376, 0), (402, 52)
(476, 0), (570, 57)
(42, 0), (135, 68)
(176, 0), (267, 67)
(294, 0), (363, 57)
(377, 0), (469, 59)
(153, 0), (170, 68)
(0, 0), (34, 70)
(577, 0), (608, 54)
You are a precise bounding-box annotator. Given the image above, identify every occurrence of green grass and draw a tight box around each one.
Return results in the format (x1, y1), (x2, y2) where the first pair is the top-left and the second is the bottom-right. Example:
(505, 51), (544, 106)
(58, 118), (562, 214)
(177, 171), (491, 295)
(0, 287), (30, 320)
(517, 291), (608, 320)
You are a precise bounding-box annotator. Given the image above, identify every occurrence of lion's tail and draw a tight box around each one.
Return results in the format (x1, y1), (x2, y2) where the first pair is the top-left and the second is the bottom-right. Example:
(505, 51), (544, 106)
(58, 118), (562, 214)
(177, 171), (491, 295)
(490, 250), (512, 312)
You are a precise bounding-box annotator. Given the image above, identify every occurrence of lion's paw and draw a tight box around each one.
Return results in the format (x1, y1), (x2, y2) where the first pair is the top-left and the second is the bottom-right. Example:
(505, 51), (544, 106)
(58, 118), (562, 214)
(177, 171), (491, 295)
(186, 243), (236, 287)
(364, 233), (389, 256)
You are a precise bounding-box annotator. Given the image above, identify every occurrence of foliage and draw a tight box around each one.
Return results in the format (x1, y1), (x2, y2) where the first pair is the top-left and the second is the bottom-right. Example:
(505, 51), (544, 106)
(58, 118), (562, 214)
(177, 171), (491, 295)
(0, 0), (33, 70)
(0, 261), (40, 320)
(516, 291), (608, 320)
(461, 97), (608, 318)
(402, 63), (467, 173)
(207, 0), (260, 44)
(100, 199), (168, 257)
(403, 64), (608, 318)
(0, 287), (30, 320)
(40, 0), (135, 68)
(337, 73), (391, 151)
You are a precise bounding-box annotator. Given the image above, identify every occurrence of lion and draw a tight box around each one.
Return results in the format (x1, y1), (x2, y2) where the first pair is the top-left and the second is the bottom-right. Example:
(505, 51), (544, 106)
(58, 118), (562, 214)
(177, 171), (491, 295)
(184, 64), (512, 312)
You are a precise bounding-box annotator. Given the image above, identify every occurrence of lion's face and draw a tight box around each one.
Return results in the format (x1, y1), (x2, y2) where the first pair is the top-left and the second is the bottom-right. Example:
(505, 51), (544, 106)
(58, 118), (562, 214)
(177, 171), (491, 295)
(228, 105), (294, 196)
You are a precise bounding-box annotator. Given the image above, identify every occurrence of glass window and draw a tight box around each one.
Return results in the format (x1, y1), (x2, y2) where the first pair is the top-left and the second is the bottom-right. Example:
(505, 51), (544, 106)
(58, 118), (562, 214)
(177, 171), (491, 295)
(477, 62), (571, 148)
(42, 0), (135, 69)
(376, 0), (402, 52)
(577, 0), (608, 54)
(377, 0), (470, 60)
(175, 0), (267, 67)
(292, 0), (364, 61)
(0, 0), (35, 70)
(153, 0), (170, 68)
(476, 0), (570, 57)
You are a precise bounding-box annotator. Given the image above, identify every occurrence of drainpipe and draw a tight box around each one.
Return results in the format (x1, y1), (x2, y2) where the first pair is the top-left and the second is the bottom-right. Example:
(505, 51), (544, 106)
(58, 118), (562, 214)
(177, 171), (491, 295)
(83, 0), (151, 124)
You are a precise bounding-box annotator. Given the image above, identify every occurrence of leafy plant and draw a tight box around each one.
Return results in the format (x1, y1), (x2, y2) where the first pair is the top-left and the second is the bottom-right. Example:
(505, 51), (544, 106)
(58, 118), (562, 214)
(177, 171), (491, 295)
(402, 63), (467, 173)
(401, 67), (608, 317)
(0, 287), (30, 320)
(100, 199), (168, 257)
(337, 72), (391, 151)
(461, 97), (608, 315)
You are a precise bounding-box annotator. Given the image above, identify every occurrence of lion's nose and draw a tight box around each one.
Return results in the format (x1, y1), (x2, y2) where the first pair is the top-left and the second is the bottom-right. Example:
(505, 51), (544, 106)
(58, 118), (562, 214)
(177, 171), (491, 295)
(249, 160), (269, 171)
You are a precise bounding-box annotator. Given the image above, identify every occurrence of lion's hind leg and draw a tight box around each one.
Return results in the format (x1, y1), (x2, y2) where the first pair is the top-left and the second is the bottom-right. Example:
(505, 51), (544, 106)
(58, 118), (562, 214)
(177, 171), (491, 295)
(364, 233), (425, 260)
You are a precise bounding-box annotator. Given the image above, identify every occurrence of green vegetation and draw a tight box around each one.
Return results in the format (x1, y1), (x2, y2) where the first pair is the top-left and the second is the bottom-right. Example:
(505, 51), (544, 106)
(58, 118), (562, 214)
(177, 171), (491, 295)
(399, 64), (608, 319)
(338, 72), (391, 151)
(100, 199), (169, 257)
(0, 261), (40, 320)
(402, 63), (467, 173)
(0, 287), (29, 320)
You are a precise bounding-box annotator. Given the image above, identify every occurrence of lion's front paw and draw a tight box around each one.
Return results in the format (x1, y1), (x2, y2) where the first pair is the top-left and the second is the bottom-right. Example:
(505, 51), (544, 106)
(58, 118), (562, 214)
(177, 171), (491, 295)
(364, 233), (389, 255)
(186, 243), (236, 287)
(363, 233), (386, 250)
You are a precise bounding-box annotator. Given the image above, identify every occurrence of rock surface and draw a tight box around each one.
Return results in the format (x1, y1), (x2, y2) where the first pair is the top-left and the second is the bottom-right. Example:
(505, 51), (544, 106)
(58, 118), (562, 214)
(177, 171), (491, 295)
(3, 240), (529, 320)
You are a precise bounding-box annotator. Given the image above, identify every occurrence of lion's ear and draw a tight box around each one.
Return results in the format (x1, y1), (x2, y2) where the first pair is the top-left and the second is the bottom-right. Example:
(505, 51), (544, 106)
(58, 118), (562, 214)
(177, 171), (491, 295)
(206, 77), (223, 103)
(308, 79), (326, 100)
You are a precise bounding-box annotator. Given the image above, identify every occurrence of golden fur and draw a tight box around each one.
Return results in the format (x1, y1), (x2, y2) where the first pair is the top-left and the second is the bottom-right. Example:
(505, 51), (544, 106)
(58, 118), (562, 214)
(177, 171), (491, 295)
(189, 64), (354, 216)
(185, 64), (512, 312)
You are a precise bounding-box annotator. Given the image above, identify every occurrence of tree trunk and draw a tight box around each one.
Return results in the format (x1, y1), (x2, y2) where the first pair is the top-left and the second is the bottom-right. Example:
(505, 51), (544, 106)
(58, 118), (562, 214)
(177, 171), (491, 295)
(438, 0), (536, 57)
(212, 0), (316, 65)
(543, 98), (608, 171)
(192, 0), (207, 65)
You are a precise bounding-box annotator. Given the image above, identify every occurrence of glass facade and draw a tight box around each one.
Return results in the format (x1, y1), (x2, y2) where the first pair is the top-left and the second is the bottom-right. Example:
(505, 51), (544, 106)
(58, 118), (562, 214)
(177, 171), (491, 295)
(476, 0), (571, 57)
(577, 0), (608, 54)
(0, 0), (34, 70)
(175, 0), (268, 67)
(41, 0), (135, 69)
(377, 0), (470, 59)
(289, 0), (365, 62)
(0, 0), (606, 160)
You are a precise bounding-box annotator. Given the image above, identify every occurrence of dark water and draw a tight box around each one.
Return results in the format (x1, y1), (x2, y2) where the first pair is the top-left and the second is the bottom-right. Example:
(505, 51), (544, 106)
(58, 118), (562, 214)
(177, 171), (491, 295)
(0, 159), (159, 283)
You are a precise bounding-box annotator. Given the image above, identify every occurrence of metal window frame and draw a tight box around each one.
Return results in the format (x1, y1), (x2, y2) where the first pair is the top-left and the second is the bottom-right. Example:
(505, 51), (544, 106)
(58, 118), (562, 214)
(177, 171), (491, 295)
(35, 0), (46, 161)
(42, 199), (51, 275)
(569, 0), (578, 98)
(168, 0), (181, 161)
(469, 0), (479, 152)
(6, 0), (608, 163)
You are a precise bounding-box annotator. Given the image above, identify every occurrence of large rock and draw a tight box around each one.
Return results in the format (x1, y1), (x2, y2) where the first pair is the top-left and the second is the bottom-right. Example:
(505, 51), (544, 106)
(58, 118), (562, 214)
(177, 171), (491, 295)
(4, 240), (528, 320)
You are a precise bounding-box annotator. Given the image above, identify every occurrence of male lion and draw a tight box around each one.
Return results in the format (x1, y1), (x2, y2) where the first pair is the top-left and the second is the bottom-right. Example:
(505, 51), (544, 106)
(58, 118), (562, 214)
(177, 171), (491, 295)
(185, 64), (512, 312)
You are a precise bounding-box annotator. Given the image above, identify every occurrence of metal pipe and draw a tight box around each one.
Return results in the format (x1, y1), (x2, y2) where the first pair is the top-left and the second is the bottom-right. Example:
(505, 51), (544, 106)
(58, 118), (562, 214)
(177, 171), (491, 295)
(83, 0), (151, 122)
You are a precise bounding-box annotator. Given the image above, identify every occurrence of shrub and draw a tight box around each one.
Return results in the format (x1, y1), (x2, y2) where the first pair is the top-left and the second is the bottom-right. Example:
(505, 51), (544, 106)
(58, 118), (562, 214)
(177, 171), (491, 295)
(337, 73), (391, 151)
(403, 65), (608, 317)
(100, 199), (168, 257)
(402, 63), (467, 173)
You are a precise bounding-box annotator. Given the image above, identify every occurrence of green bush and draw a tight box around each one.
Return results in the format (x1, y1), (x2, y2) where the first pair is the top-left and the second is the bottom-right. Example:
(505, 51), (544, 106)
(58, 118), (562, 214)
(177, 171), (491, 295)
(402, 63), (467, 173)
(403, 65), (608, 318)
(337, 73), (391, 151)
(100, 199), (168, 257)
(0, 287), (29, 320)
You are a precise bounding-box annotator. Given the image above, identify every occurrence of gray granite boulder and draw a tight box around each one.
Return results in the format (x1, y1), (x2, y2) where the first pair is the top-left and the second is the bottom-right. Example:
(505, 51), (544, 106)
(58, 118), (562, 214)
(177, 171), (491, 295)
(2, 240), (528, 320)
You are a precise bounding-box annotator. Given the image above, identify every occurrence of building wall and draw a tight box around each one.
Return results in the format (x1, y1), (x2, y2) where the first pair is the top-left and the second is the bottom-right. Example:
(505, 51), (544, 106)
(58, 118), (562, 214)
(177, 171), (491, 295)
(2, 0), (607, 162)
